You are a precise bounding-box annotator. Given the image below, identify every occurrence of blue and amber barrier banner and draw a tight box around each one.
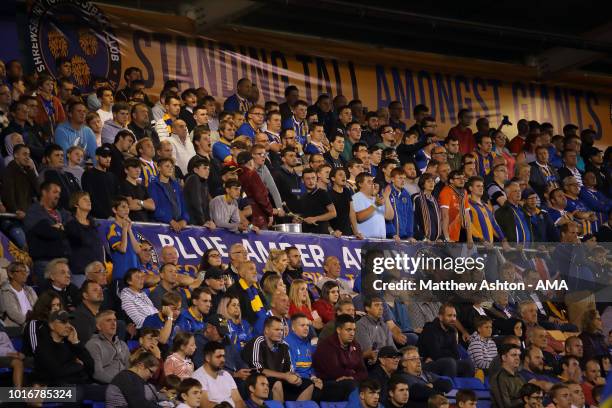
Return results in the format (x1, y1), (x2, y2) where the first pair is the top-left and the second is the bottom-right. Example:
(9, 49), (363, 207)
(18, 0), (612, 146)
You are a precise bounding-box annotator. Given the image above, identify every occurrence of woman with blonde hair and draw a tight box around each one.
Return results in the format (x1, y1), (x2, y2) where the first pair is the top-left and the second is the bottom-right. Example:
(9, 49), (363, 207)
(260, 272), (286, 305)
(263, 249), (289, 275)
(217, 295), (253, 351)
(288, 279), (323, 329)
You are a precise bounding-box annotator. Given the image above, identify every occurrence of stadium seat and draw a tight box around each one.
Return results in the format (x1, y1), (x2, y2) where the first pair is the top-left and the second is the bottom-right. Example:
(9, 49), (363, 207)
(286, 401), (320, 408)
(11, 337), (22, 352)
(265, 401), (285, 408)
(84, 400), (105, 408)
(127, 340), (140, 351)
(452, 377), (486, 390)
(321, 402), (348, 408)
(477, 400), (492, 408)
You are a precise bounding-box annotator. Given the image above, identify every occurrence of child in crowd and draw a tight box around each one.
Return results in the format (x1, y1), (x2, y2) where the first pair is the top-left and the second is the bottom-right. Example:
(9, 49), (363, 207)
(175, 378), (203, 408)
(64, 145), (85, 184)
(455, 389), (478, 408)
(427, 394), (449, 408)
(159, 374), (181, 403)
(164, 331), (196, 380)
(467, 316), (498, 373)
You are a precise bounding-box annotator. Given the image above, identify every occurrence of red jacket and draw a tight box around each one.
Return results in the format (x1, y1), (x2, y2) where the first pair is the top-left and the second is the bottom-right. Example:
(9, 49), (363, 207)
(448, 125), (474, 155)
(312, 298), (335, 324)
(34, 94), (66, 131)
(238, 166), (273, 229)
(312, 331), (367, 381)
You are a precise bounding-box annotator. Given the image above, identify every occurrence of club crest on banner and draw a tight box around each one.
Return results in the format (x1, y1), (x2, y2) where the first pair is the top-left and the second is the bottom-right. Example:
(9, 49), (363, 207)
(28, 0), (121, 91)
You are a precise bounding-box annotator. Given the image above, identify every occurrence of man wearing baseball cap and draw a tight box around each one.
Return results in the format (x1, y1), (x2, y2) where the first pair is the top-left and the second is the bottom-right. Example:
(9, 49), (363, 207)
(192, 314), (250, 381)
(81, 143), (119, 218)
(370, 346), (402, 401)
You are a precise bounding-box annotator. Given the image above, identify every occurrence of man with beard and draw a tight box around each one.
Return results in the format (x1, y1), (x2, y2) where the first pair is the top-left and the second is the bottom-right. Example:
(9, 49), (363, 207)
(417, 303), (474, 377)
(313, 315), (368, 401)
(192, 341), (245, 407)
(519, 346), (558, 391)
(282, 247), (319, 300)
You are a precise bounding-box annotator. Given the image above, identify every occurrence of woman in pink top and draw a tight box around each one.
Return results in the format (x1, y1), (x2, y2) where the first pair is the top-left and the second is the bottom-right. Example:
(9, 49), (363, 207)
(164, 331), (196, 380)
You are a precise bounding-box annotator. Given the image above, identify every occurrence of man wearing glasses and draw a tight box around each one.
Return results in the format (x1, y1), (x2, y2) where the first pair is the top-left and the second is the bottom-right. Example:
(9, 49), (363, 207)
(398, 346), (452, 406)
(237, 105), (265, 140)
(520, 383), (544, 408)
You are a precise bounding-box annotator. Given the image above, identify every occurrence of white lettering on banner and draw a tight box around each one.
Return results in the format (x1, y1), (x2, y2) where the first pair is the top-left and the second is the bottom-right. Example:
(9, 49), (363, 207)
(309, 245), (325, 267)
(343, 246), (361, 271)
(254, 240), (272, 262)
(242, 240), (263, 264)
(295, 244), (314, 267)
(188, 236), (207, 256)
(209, 237), (227, 256)
(158, 234), (174, 247)
(175, 237), (198, 259)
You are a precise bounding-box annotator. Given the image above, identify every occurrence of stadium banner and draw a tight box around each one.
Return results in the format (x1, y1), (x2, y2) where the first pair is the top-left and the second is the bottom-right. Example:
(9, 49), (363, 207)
(23, 1), (612, 146)
(96, 220), (363, 282)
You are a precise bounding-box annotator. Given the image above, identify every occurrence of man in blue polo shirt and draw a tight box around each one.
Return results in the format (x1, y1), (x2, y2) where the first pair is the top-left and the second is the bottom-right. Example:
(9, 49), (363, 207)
(236, 105), (265, 141)
(176, 287), (213, 333)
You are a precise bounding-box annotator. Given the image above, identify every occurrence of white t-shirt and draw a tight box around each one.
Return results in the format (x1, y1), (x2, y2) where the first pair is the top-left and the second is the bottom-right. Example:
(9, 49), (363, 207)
(352, 192), (386, 239)
(192, 368), (237, 407)
(96, 108), (113, 124)
(10, 286), (32, 317)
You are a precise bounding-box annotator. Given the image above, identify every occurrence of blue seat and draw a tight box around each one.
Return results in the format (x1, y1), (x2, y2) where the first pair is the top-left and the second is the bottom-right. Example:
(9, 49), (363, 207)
(11, 337), (23, 352)
(484, 377), (490, 389)
(438, 375), (454, 387)
(265, 401), (285, 408)
(127, 340), (140, 351)
(321, 402), (348, 408)
(477, 400), (492, 408)
(285, 402), (320, 408)
(84, 401), (105, 408)
(453, 377), (486, 390)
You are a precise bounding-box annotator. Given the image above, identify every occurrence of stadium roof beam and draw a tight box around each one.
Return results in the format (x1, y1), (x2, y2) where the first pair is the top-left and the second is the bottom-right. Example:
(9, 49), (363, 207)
(535, 22), (612, 79)
(254, 0), (612, 54)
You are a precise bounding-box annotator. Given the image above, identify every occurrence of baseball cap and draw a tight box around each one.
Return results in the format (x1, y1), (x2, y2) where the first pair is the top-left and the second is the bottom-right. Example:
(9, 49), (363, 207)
(206, 314), (229, 336)
(221, 165), (242, 176)
(378, 346), (401, 358)
(95, 144), (113, 157)
(48, 310), (71, 323)
(204, 267), (224, 280)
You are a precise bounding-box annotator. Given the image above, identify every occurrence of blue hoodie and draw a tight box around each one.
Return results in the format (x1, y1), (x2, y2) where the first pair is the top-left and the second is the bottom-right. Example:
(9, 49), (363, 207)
(54, 121), (97, 165)
(284, 331), (315, 379)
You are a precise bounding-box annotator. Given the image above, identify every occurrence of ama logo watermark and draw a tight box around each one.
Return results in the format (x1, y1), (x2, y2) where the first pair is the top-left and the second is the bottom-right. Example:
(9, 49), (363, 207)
(28, 0), (121, 92)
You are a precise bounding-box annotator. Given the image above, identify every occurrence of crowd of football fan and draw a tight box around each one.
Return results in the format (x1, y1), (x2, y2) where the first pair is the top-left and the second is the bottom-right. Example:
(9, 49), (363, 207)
(0, 58), (611, 408)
